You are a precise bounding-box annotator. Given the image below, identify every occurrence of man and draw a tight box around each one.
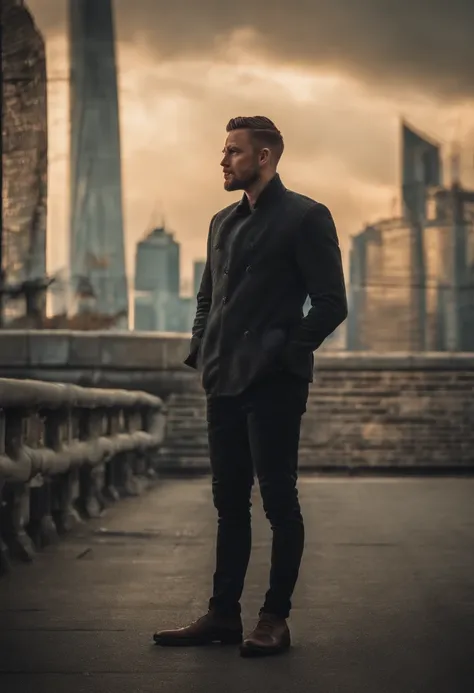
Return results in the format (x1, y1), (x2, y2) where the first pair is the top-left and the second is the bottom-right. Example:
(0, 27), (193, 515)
(153, 116), (347, 657)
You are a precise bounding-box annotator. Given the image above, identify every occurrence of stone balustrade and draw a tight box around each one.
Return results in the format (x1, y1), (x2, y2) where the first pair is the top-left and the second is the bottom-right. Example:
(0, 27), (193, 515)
(0, 376), (166, 574)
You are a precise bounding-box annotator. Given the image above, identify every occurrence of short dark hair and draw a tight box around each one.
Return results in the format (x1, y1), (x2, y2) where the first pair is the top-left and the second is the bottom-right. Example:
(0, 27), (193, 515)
(226, 116), (284, 163)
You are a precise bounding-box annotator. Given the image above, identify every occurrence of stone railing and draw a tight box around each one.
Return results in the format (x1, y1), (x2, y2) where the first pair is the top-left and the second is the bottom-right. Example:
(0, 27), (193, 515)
(0, 377), (166, 575)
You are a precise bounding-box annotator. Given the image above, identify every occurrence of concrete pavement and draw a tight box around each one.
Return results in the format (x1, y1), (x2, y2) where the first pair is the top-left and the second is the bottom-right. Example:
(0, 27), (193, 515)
(1, 476), (474, 692)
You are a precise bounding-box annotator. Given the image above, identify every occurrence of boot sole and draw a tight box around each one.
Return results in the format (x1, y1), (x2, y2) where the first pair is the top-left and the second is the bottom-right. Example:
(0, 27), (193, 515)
(154, 632), (243, 647)
(240, 640), (291, 658)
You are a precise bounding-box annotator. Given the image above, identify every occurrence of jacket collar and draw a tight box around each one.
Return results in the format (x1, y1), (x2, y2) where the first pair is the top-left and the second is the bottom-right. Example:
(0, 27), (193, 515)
(235, 173), (287, 216)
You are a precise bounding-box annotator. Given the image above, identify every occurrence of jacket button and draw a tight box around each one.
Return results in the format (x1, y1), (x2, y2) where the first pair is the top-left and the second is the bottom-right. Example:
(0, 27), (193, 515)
(244, 330), (250, 337)
(246, 265), (252, 273)
(224, 266), (229, 274)
(222, 296), (228, 304)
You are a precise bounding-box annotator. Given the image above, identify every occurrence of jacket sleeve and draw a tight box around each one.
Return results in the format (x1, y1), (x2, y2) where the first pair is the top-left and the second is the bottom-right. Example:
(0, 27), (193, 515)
(184, 215), (215, 368)
(285, 203), (347, 353)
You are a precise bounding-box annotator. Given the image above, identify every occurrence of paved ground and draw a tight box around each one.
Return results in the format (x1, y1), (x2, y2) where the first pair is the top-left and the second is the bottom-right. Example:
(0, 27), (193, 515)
(1, 476), (474, 693)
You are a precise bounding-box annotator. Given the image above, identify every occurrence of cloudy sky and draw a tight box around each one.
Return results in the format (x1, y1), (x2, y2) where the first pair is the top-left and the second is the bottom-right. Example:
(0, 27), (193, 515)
(28, 0), (474, 292)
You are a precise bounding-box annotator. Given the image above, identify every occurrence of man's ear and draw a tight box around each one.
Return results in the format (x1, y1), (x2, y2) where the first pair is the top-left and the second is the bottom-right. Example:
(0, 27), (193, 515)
(259, 148), (271, 165)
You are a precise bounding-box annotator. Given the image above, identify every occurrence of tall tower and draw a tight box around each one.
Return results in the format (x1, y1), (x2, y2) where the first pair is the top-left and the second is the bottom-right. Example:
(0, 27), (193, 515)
(68, 0), (128, 323)
(401, 120), (442, 350)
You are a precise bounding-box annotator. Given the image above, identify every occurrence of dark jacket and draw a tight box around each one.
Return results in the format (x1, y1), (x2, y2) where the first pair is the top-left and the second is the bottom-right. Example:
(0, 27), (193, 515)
(184, 174), (347, 395)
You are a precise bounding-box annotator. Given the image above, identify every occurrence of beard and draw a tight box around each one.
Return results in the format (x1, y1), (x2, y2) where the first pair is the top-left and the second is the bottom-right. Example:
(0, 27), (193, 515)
(224, 167), (260, 192)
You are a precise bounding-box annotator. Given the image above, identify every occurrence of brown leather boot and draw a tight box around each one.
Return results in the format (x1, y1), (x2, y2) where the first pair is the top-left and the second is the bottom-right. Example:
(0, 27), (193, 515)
(153, 610), (243, 646)
(240, 613), (291, 657)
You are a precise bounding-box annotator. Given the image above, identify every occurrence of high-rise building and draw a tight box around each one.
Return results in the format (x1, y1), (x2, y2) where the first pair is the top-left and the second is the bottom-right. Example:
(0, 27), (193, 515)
(347, 219), (422, 350)
(401, 120), (442, 222)
(2, 0), (47, 321)
(134, 224), (181, 331)
(135, 225), (180, 296)
(68, 0), (128, 323)
(423, 185), (474, 350)
(347, 120), (474, 351)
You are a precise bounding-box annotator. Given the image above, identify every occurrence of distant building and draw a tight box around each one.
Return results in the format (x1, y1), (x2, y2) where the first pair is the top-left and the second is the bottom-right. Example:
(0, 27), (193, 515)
(347, 121), (474, 351)
(2, 0), (48, 322)
(179, 296), (194, 333)
(180, 259), (206, 332)
(68, 0), (128, 324)
(135, 225), (179, 295)
(347, 219), (425, 350)
(134, 224), (190, 331)
(424, 186), (474, 350)
(192, 260), (206, 299)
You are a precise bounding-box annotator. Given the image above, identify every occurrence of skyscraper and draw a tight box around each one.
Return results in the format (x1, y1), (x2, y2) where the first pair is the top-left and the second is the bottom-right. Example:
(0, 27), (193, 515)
(401, 121), (443, 349)
(134, 224), (180, 331)
(348, 120), (474, 351)
(401, 120), (442, 222)
(68, 0), (128, 322)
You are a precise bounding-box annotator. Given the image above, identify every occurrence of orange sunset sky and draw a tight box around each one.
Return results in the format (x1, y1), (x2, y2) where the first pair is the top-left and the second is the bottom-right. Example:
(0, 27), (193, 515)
(27, 0), (474, 293)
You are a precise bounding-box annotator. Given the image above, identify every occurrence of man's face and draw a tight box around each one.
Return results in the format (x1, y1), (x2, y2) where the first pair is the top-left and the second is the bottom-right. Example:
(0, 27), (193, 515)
(220, 129), (261, 192)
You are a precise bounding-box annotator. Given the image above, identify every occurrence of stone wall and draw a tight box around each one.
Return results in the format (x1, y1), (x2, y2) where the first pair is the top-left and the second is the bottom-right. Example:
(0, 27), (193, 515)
(0, 331), (473, 472)
(299, 355), (474, 471)
(1, 0), (48, 296)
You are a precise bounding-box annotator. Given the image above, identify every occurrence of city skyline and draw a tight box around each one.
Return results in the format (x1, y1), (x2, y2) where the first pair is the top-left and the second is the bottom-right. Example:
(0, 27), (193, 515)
(27, 0), (474, 289)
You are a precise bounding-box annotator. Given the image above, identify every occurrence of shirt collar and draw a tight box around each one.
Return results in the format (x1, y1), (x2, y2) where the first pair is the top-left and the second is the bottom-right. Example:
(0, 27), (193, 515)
(235, 173), (286, 216)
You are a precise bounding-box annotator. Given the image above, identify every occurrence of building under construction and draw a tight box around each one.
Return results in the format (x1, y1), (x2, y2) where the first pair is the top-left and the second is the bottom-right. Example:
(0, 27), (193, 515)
(347, 121), (474, 352)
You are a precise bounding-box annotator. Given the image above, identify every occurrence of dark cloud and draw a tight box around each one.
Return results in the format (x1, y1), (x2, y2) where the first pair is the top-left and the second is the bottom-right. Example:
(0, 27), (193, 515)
(27, 0), (474, 281)
(27, 0), (474, 101)
(108, 62), (404, 255)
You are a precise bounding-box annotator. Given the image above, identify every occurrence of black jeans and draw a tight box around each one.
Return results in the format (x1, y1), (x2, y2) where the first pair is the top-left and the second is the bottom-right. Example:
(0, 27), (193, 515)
(206, 372), (309, 620)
